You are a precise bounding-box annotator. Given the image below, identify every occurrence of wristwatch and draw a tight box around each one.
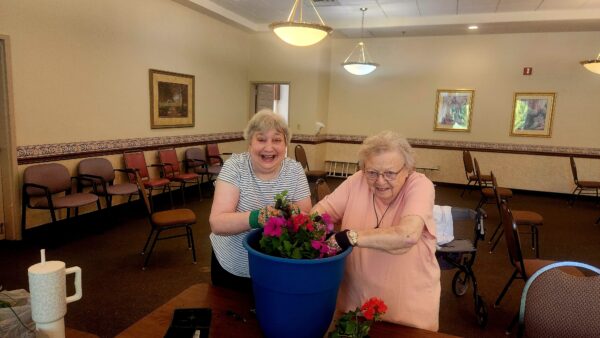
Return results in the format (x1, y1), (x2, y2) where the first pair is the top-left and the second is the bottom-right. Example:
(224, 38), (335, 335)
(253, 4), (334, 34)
(347, 230), (359, 247)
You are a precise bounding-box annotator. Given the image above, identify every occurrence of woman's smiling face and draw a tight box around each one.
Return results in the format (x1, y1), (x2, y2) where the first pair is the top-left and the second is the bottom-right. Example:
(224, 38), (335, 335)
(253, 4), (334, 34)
(363, 150), (409, 204)
(249, 128), (287, 178)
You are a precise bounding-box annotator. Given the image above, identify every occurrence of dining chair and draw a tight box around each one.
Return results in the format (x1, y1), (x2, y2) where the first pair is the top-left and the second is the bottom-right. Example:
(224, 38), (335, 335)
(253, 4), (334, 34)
(568, 156), (600, 206)
(78, 157), (139, 208)
(518, 261), (600, 338)
(123, 150), (173, 212)
(494, 201), (583, 334)
(157, 148), (202, 204)
(22, 162), (101, 232)
(294, 144), (327, 182)
(473, 158), (512, 210)
(315, 178), (331, 202)
(134, 171), (197, 270)
(489, 172), (543, 258)
(461, 150), (491, 197)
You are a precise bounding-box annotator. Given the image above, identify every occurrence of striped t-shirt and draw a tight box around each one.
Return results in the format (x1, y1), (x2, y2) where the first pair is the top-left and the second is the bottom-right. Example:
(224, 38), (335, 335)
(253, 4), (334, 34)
(209, 152), (311, 277)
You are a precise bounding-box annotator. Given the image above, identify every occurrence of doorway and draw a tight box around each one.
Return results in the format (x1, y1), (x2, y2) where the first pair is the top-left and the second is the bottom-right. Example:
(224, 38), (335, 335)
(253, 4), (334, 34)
(0, 36), (19, 240)
(250, 82), (290, 123)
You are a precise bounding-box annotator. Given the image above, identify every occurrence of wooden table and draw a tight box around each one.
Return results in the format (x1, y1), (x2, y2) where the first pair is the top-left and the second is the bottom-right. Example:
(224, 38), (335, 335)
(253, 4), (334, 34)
(116, 283), (458, 338)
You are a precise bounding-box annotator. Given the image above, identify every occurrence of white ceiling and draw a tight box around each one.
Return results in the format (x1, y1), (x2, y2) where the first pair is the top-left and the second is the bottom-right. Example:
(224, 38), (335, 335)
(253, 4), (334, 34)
(174, 0), (600, 37)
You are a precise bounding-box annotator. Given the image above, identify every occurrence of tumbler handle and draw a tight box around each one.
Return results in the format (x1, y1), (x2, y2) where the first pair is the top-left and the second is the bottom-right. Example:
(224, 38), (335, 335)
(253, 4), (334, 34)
(65, 266), (82, 304)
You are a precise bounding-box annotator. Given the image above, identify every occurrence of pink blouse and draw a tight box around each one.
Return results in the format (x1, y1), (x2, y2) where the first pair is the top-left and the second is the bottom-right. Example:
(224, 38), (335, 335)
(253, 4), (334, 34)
(316, 171), (440, 331)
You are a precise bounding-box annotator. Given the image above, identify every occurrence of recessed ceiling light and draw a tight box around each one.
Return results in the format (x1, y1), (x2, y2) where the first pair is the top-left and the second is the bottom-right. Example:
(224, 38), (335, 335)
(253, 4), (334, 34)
(468, 25), (479, 30)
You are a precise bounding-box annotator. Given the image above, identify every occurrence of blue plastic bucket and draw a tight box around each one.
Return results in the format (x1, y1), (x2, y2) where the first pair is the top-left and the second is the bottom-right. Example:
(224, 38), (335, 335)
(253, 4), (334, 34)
(243, 229), (352, 338)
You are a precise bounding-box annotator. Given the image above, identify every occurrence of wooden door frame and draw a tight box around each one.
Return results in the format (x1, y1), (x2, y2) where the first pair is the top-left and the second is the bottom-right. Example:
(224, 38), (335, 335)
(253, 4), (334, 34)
(0, 35), (21, 240)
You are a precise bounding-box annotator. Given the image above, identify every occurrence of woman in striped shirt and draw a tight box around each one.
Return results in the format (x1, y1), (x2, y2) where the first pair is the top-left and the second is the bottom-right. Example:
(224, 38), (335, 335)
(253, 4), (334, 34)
(209, 110), (312, 291)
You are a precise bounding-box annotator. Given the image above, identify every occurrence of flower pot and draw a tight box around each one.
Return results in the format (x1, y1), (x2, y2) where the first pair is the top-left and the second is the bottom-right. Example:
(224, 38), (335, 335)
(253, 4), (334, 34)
(244, 229), (352, 338)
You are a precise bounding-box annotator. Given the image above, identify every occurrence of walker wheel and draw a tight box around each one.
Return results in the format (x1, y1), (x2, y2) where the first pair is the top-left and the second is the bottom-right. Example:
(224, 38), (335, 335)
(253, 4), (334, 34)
(452, 270), (469, 296)
(475, 295), (488, 328)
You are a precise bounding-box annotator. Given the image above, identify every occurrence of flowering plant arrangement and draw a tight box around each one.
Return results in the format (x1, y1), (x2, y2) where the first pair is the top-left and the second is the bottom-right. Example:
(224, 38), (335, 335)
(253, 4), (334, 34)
(259, 191), (338, 259)
(328, 297), (388, 338)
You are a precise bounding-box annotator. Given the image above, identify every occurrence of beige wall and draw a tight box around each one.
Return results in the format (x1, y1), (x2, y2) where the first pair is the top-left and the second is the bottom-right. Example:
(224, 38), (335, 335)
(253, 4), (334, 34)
(327, 32), (600, 146)
(0, 0), (251, 145)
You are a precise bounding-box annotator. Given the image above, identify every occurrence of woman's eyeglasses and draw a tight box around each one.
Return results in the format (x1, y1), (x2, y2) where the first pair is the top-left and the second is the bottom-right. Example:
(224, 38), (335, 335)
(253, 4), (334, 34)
(364, 168), (403, 181)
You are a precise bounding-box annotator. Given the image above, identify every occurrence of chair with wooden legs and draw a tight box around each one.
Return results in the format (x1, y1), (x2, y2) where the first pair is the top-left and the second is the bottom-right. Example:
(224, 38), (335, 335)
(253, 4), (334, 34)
(494, 201), (583, 334)
(473, 158), (512, 210)
(569, 156), (600, 206)
(157, 148), (202, 204)
(461, 150), (491, 197)
(134, 171), (197, 270)
(489, 172), (543, 258)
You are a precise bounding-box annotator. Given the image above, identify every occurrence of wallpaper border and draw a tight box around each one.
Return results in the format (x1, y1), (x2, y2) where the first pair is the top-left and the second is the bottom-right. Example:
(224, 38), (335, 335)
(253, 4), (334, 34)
(17, 132), (600, 164)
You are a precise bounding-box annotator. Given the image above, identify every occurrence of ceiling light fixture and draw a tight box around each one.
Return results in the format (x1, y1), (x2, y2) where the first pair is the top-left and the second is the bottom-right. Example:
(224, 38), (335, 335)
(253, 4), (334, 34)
(269, 0), (332, 47)
(342, 8), (379, 76)
(581, 53), (600, 75)
(468, 25), (479, 30)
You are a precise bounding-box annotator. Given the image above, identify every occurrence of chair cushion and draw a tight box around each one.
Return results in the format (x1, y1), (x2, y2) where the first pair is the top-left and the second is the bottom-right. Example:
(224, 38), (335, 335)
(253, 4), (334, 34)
(106, 183), (138, 196)
(144, 178), (170, 188)
(578, 180), (600, 188)
(152, 209), (196, 227)
(482, 187), (513, 198)
(33, 193), (98, 208)
(513, 210), (543, 225)
(207, 165), (221, 175)
(170, 173), (199, 182)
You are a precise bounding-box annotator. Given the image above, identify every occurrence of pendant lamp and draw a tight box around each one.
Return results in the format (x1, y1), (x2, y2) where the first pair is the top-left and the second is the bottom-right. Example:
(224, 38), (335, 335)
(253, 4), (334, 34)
(581, 53), (600, 75)
(269, 0), (332, 47)
(342, 8), (379, 76)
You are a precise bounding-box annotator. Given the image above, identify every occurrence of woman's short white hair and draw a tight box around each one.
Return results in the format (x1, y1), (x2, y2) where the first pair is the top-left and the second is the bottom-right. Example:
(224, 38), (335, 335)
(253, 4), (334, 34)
(243, 109), (291, 145)
(357, 131), (415, 171)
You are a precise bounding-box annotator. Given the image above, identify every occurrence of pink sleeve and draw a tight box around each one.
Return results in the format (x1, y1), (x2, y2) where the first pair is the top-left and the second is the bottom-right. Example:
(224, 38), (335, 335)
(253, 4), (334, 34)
(400, 174), (436, 237)
(314, 173), (360, 224)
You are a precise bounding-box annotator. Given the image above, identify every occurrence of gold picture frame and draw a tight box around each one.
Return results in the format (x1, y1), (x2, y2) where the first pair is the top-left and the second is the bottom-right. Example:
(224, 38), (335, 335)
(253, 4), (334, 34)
(149, 69), (195, 129)
(433, 89), (474, 132)
(510, 92), (556, 137)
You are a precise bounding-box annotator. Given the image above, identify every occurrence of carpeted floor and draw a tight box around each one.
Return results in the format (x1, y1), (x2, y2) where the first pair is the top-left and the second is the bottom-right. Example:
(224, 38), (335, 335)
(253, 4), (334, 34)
(1, 180), (599, 338)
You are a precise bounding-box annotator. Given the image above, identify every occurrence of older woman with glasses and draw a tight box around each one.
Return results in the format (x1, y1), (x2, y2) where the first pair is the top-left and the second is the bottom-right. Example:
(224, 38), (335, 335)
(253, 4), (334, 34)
(312, 130), (439, 331)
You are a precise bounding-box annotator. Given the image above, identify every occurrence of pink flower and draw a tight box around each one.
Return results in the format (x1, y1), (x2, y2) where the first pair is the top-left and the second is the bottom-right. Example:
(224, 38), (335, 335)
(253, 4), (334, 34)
(321, 213), (334, 232)
(264, 216), (286, 237)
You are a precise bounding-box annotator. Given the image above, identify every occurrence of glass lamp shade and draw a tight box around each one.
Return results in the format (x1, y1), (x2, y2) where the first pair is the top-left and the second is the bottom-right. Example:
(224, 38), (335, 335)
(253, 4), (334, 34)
(270, 22), (332, 47)
(342, 62), (378, 75)
(581, 59), (600, 75)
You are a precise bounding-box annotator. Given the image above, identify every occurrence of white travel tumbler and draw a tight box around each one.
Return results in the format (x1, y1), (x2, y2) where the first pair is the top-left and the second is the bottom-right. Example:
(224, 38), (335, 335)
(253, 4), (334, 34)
(28, 249), (82, 338)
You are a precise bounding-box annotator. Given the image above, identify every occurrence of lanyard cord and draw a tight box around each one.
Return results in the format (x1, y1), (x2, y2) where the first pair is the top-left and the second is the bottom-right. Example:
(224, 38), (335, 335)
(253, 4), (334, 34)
(373, 192), (400, 228)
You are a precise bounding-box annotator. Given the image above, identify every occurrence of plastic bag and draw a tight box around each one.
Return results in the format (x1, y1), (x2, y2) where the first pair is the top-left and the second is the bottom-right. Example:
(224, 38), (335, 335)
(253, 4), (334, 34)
(0, 289), (35, 338)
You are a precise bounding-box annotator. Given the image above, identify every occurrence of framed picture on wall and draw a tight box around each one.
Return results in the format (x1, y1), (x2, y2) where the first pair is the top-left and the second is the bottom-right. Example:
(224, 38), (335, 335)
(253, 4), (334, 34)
(433, 89), (474, 132)
(149, 69), (195, 129)
(510, 92), (556, 137)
